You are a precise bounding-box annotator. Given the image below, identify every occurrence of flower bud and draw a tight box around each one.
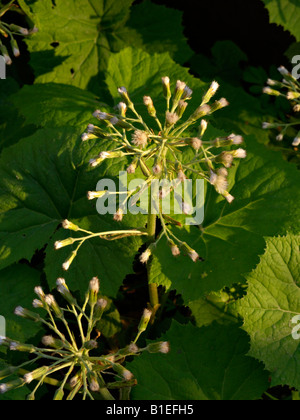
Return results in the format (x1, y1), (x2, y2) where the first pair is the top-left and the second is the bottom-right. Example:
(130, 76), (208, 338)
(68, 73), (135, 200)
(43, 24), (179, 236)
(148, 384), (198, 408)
(199, 119), (208, 137)
(176, 100), (188, 119)
(93, 298), (108, 321)
(88, 372), (100, 392)
(24, 367), (50, 384)
(9, 341), (36, 353)
(117, 102), (127, 117)
(118, 87), (133, 107)
(112, 364), (134, 381)
(162, 76), (171, 100)
(42, 335), (65, 350)
(54, 238), (75, 250)
(202, 81), (219, 105)
(292, 136), (300, 147)
(209, 98), (229, 113)
(0, 45), (12, 65)
(114, 208), (124, 222)
(56, 278), (77, 305)
(146, 341), (170, 354)
(62, 220), (79, 231)
(89, 277), (100, 307)
(45, 295), (63, 318)
(62, 251), (77, 271)
(84, 340), (98, 350)
(118, 343), (139, 356)
(137, 309), (152, 334)
(0, 379), (25, 394)
(10, 38), (20, 57)
(143, 96), (157, 117)
(14, 306), (41, 322)
(263, 87), (281, 96)
(87, 190), (107, 200)
(9, 24), (29, 36)
(182, 86), (193, 100)
(139, 248), (152, 264)
(189, 104), (211, 122)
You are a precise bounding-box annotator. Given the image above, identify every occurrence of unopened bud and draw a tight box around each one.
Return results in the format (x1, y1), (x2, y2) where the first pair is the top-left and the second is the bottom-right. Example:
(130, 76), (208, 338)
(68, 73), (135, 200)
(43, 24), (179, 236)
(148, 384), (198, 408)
(62, 251), (77, 272)
(62, 220), (79, 231)
(24, 367), (50, 384)
(54, 237), (75, 250)
(45, 295), (63, 318)
(146, 341), (170, 354)
(14, 307), (40, 322)
(87, 190), (106, 200)
(138, 309), (152, 334)
(143, 96), (156, 117)
(89, 277), (100, 307)
(202, 81), (219, 105)
(162, 76), (171, 100)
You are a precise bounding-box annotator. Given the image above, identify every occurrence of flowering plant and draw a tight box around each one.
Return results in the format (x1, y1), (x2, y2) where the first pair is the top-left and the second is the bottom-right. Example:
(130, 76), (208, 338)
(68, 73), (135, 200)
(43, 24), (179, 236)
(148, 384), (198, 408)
(0, 277), (169, 400)
(263, 66), (300, 147)
(0, 0), (37, 64)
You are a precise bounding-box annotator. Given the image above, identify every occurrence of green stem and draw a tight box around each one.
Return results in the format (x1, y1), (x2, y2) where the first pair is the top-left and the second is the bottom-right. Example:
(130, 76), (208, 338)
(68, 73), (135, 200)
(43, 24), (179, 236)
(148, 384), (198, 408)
(147, 211), (159, 313)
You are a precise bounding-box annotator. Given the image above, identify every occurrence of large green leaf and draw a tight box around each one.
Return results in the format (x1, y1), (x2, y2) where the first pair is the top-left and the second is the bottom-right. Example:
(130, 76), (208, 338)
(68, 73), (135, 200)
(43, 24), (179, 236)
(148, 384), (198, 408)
(10, 83), (100, 129)
(261, 0), (300, 41)
(130, 321), (269, 400)
(149, 136), (300, 305)
(19, 0), (191, 94)
(0, 126), (145, 296)
(105, 47), (207, 116)
(0, 264), (43, 342)
(237, 234), (300, 389)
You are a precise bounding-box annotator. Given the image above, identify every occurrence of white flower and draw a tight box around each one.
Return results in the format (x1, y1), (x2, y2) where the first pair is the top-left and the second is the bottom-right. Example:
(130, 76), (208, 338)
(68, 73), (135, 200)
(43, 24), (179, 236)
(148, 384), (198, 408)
(161, 76), (170, 85)
(14, 306), (25, 317)
(225, 194), (235, 204)
(276, 134), (284, 142)
(190, 137), (202, 150)
(171, 245), (180, 257)
(32, 299), (43, 308)
(233, 148), (247, 159)
(132, 130), (148, 148)
(292, 137), (300, 147)
(122, 370), (134, 381)
(263, 87), (273, 95)
(99, 151), (110, 160)
(188, 250), (199, 263)
(176, 80), (186, 92)
(166, 111), (179, 126)
(89, 277), (100, 294)
(140, 249), (152, 264)
(114, 209), (124, 222)
(182, 86), (193, 99)
(118, 102), (127, 113)
(34, 286), (45, 300)
(200, 119), (208, 135)
(210, 81), (220, 95)
(218, 98), (229, 108)
(93, 110), (108, 120)
(0, 384), (8, 394)
(24, 373), (34, 384)
(143, 96), (153, 106)
(228, 134), (243, 145)
(262, 122), (272, 129)
(158, 342), (170, 354)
